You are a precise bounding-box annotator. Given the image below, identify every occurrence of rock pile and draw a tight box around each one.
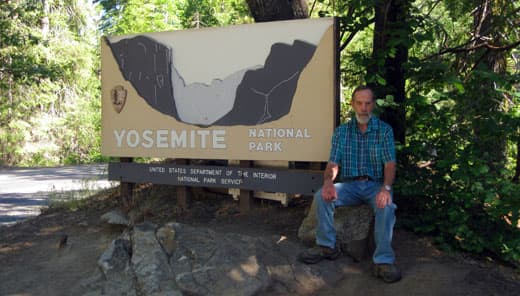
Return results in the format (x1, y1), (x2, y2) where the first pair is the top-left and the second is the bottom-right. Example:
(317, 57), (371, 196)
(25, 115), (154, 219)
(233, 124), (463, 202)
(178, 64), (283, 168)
(84, 221), (346, 295)
(85, 203), (373, 295)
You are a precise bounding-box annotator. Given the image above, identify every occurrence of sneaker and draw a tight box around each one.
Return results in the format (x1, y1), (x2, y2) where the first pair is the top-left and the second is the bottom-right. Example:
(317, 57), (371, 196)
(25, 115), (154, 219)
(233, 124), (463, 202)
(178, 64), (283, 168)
(373, 263), (402, 283)
(298, 245), (341, 264)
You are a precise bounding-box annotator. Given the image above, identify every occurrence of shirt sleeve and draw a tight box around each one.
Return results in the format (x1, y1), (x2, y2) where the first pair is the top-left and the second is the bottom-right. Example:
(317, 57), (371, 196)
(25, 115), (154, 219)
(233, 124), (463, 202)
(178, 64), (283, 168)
(381, 125), (396, 164)
(329, 125), (343, 164)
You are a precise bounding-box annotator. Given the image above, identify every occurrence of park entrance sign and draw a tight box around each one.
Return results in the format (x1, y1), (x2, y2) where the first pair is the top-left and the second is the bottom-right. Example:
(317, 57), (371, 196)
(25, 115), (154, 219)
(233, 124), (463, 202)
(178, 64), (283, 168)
(101, 17), (338, 161)
(101, 17), (339, 199)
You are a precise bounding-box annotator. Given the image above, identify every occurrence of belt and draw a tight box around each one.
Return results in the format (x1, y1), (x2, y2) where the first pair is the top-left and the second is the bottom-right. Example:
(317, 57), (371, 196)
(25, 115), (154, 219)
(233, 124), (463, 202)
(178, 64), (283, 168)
(345, 175), (374, 182)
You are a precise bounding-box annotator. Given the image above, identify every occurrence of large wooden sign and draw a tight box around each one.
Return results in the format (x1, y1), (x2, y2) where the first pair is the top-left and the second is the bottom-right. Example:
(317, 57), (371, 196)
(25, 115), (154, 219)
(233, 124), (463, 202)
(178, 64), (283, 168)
(101, 17), (338, 161)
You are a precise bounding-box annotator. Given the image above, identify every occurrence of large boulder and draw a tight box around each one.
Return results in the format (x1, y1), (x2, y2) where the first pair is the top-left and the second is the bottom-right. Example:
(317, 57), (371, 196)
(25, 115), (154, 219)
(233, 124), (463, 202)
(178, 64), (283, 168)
(298, 200), (374, 262)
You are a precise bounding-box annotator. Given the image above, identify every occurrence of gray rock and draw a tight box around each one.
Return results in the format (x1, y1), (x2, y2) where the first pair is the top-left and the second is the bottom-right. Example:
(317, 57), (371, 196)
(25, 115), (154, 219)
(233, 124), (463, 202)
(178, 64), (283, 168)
(98, 232), (132, 278)
(132, 222), (181, 296)
(103, 280), (138, 296)
(254, 234), (345, 295)
(168, 222), (270, 296)
(298, 199), (374, 261)
(101, 210), (130, 226)
(156, 224), (177, 256)
(96, 231), (136, 295)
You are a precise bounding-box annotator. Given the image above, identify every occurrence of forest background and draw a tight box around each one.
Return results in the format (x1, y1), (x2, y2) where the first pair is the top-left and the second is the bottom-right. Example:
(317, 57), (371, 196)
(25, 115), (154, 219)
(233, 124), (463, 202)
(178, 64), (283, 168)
(1, 0), (519, 266)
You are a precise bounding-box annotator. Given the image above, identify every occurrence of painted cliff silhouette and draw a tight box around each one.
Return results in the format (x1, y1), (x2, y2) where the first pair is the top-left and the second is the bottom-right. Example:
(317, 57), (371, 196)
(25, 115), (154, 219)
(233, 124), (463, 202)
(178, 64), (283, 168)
(106, 35), (316, 126)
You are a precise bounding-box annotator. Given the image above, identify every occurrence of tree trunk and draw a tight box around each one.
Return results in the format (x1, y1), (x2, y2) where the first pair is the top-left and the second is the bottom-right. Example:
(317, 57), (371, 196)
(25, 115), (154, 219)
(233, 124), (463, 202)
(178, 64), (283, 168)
(470, 0), (508, 174)
(513, 136), (520, 183)
(41, 0), (50, 39)
(368, 0), (410, 145)
(246, 0), (308, 22)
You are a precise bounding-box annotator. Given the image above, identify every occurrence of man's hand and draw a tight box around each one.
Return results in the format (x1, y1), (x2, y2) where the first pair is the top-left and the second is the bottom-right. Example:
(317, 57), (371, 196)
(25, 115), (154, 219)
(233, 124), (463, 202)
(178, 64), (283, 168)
(322, 180), (337, 202)
(376, 187), (392, 208)
(378, 161), (396, 208)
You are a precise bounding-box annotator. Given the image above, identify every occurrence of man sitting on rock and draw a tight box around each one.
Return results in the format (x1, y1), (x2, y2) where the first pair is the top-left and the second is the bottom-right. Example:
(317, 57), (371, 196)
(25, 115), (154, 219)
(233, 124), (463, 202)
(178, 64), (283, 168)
(298, 85), (401, 283)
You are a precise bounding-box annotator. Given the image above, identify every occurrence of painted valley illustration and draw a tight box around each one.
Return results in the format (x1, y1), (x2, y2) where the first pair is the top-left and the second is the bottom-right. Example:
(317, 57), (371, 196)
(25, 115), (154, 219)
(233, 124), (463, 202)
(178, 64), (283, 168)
(106, 35), (316, 126)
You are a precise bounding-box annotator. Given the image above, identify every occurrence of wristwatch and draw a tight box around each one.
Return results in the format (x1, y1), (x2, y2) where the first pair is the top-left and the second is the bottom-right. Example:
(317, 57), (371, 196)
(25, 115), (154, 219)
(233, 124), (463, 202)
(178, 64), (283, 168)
(384, 184), (392, 191)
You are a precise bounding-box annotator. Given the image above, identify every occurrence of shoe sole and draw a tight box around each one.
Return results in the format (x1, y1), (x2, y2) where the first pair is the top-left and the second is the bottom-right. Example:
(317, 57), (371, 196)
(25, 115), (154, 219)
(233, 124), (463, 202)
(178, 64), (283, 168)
(298, 251), (341, 264)
(373, 267), (402, 283)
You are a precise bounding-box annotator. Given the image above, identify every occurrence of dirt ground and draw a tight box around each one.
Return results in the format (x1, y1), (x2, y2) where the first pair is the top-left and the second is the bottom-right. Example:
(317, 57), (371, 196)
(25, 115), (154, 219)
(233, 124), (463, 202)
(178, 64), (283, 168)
(0, 184), (519, 296)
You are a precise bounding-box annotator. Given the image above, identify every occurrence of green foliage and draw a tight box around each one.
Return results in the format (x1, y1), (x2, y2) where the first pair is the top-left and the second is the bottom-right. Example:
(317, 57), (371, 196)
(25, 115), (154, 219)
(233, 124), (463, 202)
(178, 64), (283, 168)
(1, 0), (102, 166)
(398, 138), (520, 262)
(97, 0), (182, 35)
(96, 0), (251, 35)
(174, 0), (252, 29)
(309, 0), (376, 107)
(396, 0), (520, 264)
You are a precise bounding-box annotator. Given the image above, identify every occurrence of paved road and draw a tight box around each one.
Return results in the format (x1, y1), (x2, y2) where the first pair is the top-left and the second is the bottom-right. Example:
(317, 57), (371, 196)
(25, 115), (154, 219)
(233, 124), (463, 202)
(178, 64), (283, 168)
(0, 164), (115, 226)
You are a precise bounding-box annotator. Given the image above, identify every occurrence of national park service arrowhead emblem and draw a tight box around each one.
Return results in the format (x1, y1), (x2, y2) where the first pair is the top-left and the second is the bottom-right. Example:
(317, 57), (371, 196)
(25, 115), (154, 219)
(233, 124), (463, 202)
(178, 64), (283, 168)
(111, 85), (127, 113)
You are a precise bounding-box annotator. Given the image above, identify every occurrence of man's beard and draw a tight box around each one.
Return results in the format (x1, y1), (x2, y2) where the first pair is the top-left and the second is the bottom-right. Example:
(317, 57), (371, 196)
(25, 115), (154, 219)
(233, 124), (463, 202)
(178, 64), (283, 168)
(355, 113), (371, 124)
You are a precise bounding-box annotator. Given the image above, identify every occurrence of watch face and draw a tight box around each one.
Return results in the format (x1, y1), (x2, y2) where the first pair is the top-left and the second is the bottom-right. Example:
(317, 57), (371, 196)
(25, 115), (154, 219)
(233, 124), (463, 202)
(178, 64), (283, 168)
(385, 185), (392, 191)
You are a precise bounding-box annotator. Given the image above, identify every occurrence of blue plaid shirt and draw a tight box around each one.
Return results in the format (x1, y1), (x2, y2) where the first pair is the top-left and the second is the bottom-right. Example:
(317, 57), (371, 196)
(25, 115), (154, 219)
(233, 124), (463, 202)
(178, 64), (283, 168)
(329, 115), (396, 181)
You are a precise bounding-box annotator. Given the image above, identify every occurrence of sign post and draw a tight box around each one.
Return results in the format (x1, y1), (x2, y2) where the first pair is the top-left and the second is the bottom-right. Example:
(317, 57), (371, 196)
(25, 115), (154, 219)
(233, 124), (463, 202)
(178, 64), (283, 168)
(120, 157), (134, 209)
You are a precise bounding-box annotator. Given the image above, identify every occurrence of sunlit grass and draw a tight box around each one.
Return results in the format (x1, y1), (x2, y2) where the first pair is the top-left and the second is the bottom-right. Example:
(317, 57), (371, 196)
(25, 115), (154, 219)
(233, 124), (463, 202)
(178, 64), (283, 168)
(46, 177), (117, 211)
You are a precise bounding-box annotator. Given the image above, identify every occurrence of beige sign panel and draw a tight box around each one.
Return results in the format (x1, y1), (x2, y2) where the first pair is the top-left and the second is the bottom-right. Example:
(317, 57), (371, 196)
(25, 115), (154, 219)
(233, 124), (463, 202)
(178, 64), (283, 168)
(102, 17), (337, 161)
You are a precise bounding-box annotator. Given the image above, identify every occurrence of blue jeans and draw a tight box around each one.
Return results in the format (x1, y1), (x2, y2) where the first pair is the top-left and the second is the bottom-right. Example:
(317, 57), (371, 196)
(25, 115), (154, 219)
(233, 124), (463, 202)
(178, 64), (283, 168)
(314, 180), (396, 264)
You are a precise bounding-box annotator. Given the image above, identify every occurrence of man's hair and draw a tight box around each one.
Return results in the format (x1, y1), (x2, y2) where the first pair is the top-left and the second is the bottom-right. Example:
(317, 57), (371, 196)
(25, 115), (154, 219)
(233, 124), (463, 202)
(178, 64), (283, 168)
(351, 85), (375, 101)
